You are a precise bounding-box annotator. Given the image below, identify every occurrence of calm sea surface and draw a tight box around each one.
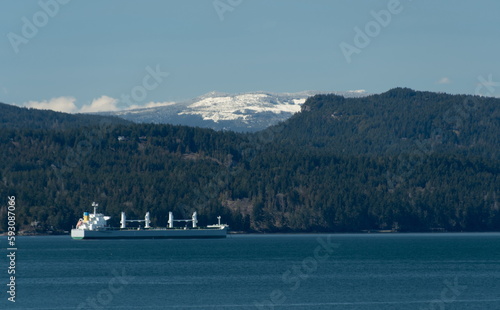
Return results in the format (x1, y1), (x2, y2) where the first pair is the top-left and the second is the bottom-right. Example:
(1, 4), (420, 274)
(1, 233), (499, 309)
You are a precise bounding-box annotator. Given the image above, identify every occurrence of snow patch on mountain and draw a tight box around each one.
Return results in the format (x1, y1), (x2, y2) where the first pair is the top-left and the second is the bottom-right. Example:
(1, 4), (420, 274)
(98, 90), (369, 132)
(179, 93), (304, 123)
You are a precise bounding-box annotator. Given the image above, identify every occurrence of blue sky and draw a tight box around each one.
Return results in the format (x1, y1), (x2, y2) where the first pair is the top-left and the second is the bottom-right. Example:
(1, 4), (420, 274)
(1, 0), (499, 113)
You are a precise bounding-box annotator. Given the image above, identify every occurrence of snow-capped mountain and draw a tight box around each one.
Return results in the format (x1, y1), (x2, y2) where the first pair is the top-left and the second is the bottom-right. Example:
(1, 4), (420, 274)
(100, 90), (368, 132)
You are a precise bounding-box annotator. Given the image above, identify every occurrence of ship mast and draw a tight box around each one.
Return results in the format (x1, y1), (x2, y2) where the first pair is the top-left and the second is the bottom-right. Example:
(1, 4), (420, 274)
(92, 202), (98, 215)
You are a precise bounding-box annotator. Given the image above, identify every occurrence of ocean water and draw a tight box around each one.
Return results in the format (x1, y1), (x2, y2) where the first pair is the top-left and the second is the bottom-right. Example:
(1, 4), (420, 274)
(1, 233), (499, 310)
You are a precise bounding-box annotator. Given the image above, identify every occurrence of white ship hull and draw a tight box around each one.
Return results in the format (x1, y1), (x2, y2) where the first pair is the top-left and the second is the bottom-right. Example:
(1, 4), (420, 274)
(71, 227), (227, 239)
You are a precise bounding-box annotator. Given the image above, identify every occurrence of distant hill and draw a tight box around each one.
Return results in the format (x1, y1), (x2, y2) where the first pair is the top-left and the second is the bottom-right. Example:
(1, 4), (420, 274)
(272, 88), (500, 159)
(98, 90), (369, 132)
(0, 102), (131, 130)
(0, 89), (498, 234)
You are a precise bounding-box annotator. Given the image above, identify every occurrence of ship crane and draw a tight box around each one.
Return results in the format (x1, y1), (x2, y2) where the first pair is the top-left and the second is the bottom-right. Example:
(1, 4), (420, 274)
(168, 212), (198, 228)
(120, 212), (151, 229)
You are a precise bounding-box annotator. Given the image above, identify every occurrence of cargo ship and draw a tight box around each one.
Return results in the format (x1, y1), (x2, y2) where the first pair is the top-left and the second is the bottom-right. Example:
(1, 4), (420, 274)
(71, 202), (228, 239)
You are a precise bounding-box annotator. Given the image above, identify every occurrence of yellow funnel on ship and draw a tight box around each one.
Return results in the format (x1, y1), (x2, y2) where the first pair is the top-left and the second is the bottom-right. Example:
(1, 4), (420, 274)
(83, 212), (89, 222)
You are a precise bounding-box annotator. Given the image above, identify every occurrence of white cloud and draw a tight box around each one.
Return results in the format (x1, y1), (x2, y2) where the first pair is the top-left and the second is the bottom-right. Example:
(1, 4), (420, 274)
(79, 95), (120, 113)
(19, 96), (178, 114)
(126, 101), (176, 110)
(23, 96), (78, 113)
(437, 77), (451, 84)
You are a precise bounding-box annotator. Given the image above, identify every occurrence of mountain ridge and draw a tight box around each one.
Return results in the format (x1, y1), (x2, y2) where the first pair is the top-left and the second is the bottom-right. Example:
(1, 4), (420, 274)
(98, 90), (369, 132)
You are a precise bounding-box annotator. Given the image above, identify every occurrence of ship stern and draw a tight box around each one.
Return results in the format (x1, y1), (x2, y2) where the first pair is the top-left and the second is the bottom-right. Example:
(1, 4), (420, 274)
(71, 229), (85, 240)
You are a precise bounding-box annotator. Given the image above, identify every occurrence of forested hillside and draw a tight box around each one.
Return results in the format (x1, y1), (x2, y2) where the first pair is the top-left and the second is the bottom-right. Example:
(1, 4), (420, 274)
(0, 102), (130, 129)
(1, 89), (499, 233)
(278, 88), (499, 158)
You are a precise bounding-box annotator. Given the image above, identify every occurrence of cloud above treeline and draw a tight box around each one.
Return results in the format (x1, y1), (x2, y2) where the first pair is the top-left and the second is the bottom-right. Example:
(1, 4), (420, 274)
(18, 96), (175, 113)
(79, 96), (120, 113)
(24, 97), (78, 113)
(436, 77), (452, 84)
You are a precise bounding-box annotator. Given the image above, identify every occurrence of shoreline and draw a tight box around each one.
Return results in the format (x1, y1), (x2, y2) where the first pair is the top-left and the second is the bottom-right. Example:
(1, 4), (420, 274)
(2, 231), (500, 237)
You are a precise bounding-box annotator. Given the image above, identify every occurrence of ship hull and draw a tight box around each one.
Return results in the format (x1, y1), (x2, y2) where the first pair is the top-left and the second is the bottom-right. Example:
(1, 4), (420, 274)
(71, 228), (227, 239)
